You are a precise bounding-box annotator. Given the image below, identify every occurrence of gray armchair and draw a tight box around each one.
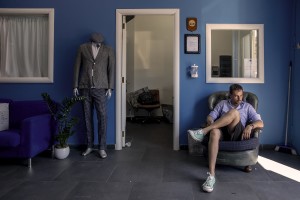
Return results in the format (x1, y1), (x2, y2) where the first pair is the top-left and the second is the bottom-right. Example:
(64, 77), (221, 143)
(202, 91), (262, 172)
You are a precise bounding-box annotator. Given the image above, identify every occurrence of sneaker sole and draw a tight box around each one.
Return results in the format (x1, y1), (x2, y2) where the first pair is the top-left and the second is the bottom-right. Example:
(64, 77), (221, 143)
(188, 130), (203, 142)
(203, 187), (213, 193)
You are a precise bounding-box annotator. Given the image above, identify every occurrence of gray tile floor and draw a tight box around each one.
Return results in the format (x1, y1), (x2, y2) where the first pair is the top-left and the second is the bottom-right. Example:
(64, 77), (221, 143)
(1, 120), (300, 200)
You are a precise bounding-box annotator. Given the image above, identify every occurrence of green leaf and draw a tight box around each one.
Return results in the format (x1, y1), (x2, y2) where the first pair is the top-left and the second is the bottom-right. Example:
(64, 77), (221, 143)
(41, 93), (86, 146)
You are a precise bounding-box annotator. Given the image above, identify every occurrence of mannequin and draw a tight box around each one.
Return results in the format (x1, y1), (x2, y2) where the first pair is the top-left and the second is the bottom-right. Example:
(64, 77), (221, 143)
(73, 33), (115, 158)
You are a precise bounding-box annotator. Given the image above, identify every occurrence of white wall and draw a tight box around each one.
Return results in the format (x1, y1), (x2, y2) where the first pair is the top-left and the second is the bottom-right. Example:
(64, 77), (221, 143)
(126, 15), (174, 116)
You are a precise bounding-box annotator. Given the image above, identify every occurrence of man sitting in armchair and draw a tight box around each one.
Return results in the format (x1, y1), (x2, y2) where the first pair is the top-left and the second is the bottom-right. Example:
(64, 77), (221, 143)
(188, 84), (264, 193)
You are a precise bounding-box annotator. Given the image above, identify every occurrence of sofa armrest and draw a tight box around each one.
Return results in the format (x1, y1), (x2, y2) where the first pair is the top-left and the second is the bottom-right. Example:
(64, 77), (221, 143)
(19, 114), (53, 158)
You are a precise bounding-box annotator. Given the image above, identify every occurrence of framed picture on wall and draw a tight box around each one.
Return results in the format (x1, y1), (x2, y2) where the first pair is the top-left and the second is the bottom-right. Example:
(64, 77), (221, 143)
(186, 17), (197, 32)
(184, 34), (200, 54)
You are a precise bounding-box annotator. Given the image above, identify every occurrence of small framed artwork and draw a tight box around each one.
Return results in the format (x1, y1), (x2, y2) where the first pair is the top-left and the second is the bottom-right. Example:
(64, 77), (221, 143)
(186, 17), (197, 32)
(184, 34), (200, 54)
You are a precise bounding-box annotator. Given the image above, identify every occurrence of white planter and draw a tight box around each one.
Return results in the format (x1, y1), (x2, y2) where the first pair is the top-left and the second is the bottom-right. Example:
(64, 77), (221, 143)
(54, 146), (70, 159)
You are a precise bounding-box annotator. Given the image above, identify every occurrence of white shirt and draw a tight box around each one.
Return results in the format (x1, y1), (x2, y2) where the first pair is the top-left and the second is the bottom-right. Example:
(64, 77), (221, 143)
(92, 42), (101, 59)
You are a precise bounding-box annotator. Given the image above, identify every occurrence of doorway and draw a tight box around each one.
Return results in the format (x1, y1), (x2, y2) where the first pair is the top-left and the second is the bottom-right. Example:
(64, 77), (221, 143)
(115, 9), (180, 150)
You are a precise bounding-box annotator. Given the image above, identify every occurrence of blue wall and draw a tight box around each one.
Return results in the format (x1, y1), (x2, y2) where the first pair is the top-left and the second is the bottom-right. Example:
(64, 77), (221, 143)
(0, 0), (297, 149)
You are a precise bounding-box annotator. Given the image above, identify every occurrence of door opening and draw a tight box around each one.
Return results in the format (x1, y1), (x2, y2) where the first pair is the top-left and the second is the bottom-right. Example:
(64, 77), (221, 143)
(115, 9), (180, 150)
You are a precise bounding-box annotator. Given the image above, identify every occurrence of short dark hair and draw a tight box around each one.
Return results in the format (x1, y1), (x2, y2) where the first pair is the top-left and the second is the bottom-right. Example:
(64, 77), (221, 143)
(229, 84), (243, 94)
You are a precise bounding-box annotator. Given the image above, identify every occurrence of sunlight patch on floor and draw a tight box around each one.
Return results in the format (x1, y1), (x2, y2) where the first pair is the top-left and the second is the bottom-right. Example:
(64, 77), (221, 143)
(258, 156), (300, 182)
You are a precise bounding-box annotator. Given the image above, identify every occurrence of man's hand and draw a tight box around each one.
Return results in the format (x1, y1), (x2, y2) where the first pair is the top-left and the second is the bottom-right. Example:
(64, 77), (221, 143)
(206, 116), (214, 126)
(73, 88), (79, 97)
(242, 125), (253, 140)
(106, 89), (112, 100)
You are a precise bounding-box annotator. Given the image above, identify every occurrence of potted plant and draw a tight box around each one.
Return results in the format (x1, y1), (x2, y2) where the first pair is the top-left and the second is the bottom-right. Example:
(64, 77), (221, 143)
(41, 93), (85, 159)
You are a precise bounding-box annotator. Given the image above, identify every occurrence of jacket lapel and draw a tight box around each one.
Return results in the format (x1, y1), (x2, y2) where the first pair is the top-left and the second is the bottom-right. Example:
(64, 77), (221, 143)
(94, 45), (103, 61)
(83, 43), (94, 61)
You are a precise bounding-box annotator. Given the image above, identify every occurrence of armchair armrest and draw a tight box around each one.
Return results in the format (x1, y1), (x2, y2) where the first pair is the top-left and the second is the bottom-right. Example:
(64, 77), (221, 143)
(252, 128), (263, 138)
(19, 114), (53, 158)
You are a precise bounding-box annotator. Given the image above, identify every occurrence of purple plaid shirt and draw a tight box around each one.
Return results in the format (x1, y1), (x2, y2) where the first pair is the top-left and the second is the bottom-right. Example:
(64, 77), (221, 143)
(209, 100), (262, 127)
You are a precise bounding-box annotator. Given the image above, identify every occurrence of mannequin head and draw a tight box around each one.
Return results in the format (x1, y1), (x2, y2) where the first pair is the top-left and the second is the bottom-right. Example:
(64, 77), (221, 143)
(90, 33), (104, 43)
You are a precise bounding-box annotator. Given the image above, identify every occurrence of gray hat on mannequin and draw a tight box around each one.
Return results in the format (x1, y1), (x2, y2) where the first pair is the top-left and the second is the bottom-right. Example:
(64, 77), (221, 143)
(90, 33), (104, 43)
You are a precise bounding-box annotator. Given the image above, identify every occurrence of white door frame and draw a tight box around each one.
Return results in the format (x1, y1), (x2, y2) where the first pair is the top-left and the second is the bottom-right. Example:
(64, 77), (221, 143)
(115, 9), (180, 150)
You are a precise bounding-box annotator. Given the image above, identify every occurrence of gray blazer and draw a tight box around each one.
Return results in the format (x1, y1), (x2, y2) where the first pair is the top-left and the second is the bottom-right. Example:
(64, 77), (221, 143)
(73, 42), (115, 90)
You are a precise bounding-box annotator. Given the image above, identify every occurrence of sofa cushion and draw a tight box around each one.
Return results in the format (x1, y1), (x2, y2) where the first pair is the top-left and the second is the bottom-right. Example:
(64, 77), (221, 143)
(0, 129), (20, 147)
(0, 103), (9, 131)
(9, 100), (49, 129)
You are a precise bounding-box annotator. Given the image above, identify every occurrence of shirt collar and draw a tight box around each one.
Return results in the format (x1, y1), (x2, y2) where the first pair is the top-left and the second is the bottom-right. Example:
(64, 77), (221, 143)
(228, 99), (245, 109)
(92, 42), (101, 48)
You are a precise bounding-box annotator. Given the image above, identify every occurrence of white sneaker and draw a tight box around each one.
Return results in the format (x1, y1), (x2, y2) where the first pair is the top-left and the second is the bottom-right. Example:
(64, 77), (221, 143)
(188, 129), (204, 142)
(202, 173), (215, 193)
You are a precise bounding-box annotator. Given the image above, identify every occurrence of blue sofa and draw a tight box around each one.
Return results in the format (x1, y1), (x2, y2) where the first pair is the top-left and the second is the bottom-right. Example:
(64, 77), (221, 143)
(0, 99), (53, 167)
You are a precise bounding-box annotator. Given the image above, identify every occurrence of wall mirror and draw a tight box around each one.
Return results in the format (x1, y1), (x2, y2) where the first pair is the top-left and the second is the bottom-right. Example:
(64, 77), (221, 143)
(206, 24), (264, 83)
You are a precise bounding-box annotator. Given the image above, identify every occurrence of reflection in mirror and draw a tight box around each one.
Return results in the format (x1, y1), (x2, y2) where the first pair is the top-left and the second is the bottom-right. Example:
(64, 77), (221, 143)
(206, 24), (264, 83)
